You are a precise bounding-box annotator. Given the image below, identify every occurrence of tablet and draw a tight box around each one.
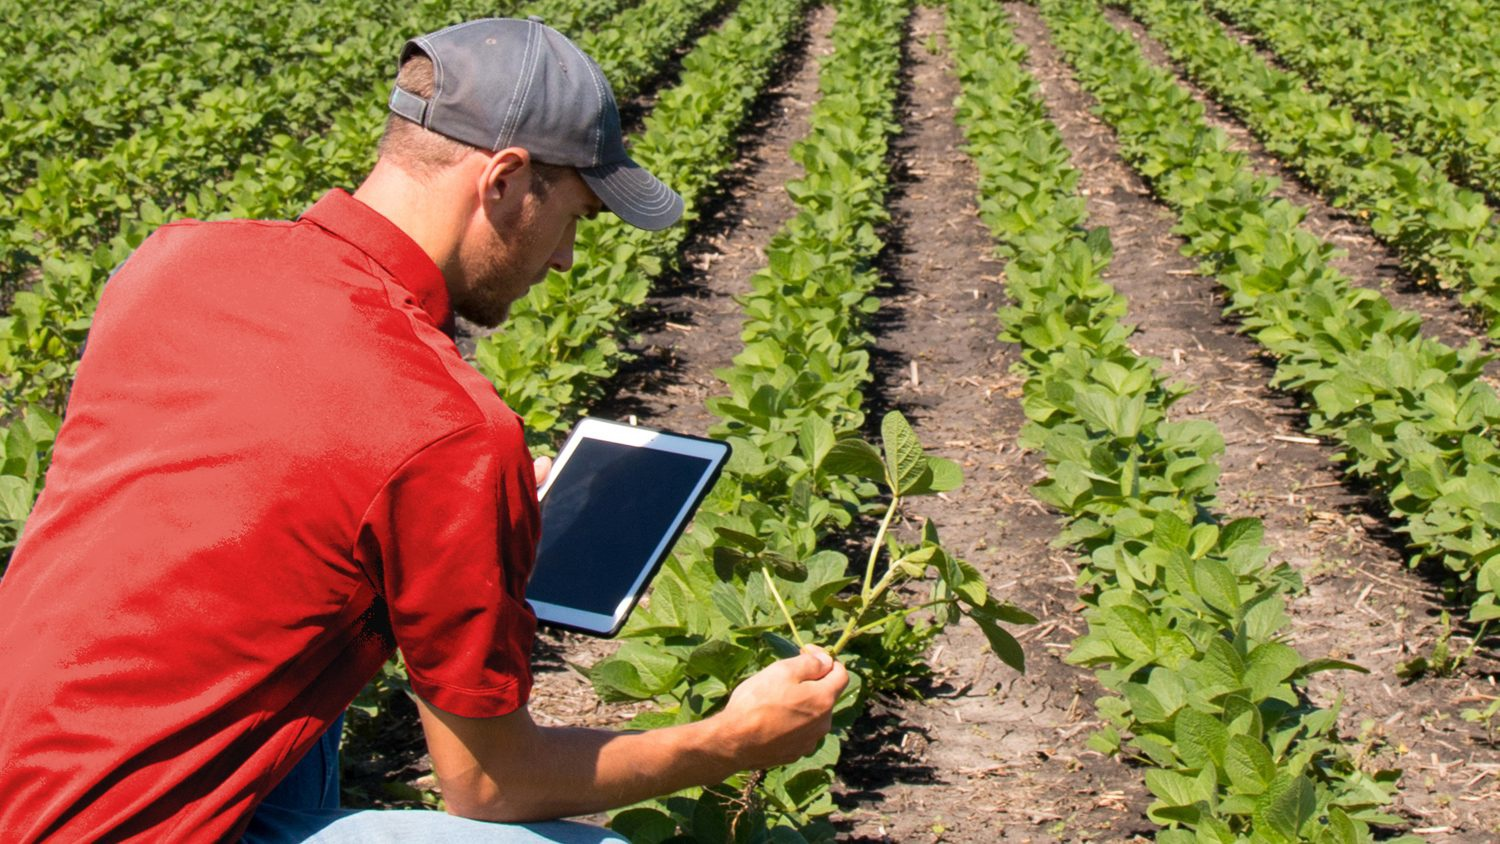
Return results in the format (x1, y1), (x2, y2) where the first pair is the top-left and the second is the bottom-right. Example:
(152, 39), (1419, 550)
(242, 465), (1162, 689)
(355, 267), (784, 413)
(525, 417), (731, 636)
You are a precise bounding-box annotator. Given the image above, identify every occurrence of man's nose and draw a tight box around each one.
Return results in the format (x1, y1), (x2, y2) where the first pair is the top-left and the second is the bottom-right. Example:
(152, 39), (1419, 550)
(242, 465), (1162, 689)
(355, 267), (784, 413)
(549, 222), (578, 273)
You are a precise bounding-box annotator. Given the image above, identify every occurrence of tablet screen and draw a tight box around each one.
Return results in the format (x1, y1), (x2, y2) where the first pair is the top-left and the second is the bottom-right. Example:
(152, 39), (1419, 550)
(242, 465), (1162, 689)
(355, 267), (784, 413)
(527, 436), (718, 621)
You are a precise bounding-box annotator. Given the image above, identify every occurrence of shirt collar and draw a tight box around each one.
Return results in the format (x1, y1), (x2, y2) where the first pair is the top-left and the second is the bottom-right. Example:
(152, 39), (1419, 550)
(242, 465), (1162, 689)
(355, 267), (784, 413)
(300, 189), (455, 336)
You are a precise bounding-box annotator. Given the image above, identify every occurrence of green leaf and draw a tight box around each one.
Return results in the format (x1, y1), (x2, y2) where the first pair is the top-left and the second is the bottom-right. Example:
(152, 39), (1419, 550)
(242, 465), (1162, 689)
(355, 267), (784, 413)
(712, 545), (755, 581)
(1217, 517), (1264, 552)
(1104, 605), (1157, 662)
(1289, 657), (1368, 680)
(687, 640), (752, 685)
(1244, 642), (1304, 701)
(881, 411), (926, 494)
(609, 807), (679, 844)
(1191, 559), (1241, 614)
(798, 415), (836, 470)
(714, 527), (766, 553)
(762, 632), (802, 659)
(1471, 602), (1500, 622)
(1225, 734), (1276, 794)
(590, 658), (653, 701)
(982, 601), (1038, 625)
(1253, 773), (1317, 841)
(780, 766), (834, 810)
(906, 455), (964, 496)
(0, 476), (33, 520)
(1154, 510), (1192, 550)
(711, 582), (749, 628)
(690, 788), (731, 843)
(821, 438), (885, 481)
(761, 551), (808, 583)
(972, 609), (1026, 672)
(892, 545), (940, 578)
(1145, 767), (1211, 807)
(939, 553), (989, 607)
(1087, 724), (1121, 756)
(1175, 707), (1228, 770)
(1187, 637), (1246, 696)
(1122, 682), (1170, 726)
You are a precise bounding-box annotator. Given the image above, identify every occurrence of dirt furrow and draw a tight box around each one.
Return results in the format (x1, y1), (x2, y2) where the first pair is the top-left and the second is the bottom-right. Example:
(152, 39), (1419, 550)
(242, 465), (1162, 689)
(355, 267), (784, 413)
(835, 7), (1153, 842)
(1100, 5), (1497, 374)
(1009, 3), (1500, 839)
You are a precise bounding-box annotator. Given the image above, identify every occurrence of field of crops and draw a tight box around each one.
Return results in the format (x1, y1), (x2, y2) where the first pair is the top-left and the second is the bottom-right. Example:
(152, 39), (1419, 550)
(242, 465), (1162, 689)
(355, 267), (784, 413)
(3, 0), (1499, 841)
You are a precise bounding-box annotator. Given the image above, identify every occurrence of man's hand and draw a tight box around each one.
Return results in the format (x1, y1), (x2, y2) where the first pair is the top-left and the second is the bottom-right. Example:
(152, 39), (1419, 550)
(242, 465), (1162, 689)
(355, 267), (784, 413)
(709, 645), (849, 770)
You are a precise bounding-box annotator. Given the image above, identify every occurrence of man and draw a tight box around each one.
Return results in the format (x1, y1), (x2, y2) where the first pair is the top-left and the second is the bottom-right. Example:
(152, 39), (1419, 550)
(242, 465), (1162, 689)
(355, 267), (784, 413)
(0, 18), (847, 842)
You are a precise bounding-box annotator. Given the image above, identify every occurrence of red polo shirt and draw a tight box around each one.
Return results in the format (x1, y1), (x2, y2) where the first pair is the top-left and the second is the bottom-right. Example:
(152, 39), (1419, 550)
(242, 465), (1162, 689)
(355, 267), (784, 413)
(0, 190), (541, 842)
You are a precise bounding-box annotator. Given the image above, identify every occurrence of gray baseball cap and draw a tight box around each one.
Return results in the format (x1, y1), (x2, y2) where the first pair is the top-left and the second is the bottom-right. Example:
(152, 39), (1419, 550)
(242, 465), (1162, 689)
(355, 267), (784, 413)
(388, 17), (684, 231)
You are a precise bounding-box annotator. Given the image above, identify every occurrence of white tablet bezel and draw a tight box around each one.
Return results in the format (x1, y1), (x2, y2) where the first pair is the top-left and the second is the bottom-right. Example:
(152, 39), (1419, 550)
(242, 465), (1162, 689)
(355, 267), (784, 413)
(526, 417), (729, 636)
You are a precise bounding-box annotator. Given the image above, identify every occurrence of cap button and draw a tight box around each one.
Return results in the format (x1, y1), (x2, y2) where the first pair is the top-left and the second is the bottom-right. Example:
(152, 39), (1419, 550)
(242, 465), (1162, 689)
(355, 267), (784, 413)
(527, 14), (545, 23)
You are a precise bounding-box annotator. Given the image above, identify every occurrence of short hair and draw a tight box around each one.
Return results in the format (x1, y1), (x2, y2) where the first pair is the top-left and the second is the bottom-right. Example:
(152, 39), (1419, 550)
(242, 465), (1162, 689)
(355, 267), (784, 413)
(378, 53), (568, 197)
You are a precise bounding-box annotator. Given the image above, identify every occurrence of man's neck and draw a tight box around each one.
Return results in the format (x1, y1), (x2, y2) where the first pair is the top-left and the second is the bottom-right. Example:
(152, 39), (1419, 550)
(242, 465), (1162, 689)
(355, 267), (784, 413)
(353, 159), (475, 281)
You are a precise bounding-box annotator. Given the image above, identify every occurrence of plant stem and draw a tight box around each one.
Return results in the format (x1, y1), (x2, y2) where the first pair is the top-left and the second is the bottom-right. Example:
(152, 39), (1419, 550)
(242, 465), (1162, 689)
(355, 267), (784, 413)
(1459, 619), (1492, 667)
(830, 559), (906, 656)
(862, 494), (901, 599)
(762, 566), (806, 648)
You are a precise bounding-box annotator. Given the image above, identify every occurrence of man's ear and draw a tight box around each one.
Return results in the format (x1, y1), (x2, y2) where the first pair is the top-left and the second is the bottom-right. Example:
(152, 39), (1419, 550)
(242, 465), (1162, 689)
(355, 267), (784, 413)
(477, 147), (532, 210)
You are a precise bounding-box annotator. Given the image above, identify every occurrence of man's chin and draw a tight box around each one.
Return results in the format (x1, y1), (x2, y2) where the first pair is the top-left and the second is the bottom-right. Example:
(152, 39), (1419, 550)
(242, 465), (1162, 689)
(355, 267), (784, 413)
(453, 300), (511, 330)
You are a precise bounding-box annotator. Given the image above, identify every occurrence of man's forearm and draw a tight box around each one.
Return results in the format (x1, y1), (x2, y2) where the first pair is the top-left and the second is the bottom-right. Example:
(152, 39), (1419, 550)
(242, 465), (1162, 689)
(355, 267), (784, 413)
(418, 698), (746, 823)
(417, 648), (846, 823)
(467, 718), (741, 822)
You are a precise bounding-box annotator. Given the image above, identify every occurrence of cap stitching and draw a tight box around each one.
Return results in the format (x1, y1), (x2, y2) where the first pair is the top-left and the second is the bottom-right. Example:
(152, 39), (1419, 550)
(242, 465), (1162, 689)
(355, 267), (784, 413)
(497, 22), (540, 150)
(590, 168), (676, 216)
(559, 37), (607, 166)
(585, 162), (680, 220)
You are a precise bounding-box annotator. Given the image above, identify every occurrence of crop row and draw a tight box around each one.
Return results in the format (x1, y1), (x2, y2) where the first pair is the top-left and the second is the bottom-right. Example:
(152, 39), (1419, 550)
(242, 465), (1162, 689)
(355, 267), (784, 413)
(1039, 0), (1500, 620)
(589, 1), (1030, 839)
(1205, 0), (1500, 202)
(953, 1), (1405, 841)
(596, 0), (905, 835)
(1109, 0), (1500, 339)
(0, 0), (706, 567)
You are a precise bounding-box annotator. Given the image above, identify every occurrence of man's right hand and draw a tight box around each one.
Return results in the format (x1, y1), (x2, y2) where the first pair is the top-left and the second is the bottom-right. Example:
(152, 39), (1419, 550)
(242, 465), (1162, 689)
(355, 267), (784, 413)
(711, 645), (850, 771)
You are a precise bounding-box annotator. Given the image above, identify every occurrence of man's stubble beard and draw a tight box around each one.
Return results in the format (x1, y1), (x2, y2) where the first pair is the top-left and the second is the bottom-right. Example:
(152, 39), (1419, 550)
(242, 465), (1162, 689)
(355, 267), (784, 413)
(452, 204), (543, 329)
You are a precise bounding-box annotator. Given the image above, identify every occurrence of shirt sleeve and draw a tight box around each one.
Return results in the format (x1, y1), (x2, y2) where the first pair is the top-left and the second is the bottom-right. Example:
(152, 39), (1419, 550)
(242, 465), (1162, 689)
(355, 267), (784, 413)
(354, 416), (541, 718)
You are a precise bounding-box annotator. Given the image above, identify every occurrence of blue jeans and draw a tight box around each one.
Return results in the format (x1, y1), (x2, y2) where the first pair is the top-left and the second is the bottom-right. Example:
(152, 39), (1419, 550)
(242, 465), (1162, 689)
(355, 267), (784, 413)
(241, 717), (626, 843)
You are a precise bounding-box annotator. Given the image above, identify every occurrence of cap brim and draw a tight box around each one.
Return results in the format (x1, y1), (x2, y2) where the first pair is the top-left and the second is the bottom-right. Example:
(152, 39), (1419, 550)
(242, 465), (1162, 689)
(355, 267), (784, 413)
(579, 158), (684, 232)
